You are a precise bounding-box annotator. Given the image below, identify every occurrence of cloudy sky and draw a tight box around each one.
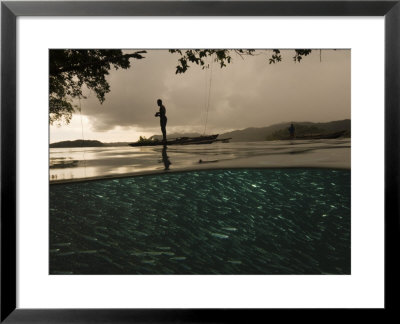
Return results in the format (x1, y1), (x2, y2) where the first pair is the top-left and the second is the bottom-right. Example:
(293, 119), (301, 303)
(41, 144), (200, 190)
(50, 49), (350, 143)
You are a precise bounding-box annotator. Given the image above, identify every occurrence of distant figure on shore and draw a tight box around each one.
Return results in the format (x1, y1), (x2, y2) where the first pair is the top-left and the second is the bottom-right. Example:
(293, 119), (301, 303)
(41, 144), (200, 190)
(155, 99), (167, 143)
(288, 123), (295, 138)
(162, 145), (171, 170)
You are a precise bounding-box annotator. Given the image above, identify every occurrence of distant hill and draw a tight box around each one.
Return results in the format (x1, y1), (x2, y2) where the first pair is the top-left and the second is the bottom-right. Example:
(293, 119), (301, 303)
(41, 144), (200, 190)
(50, 140), (132, 148)
(220, 119), (350, 142)
(50, 140), (105, 148)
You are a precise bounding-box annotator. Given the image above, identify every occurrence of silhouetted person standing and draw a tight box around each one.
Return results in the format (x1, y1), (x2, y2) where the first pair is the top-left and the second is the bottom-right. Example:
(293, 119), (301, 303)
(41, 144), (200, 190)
(288, 123), (295, 138)
(155, 99), (167, 143)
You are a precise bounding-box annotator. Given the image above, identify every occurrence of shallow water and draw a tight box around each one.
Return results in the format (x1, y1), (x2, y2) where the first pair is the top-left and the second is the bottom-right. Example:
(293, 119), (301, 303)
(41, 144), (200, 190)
(50, 139), (350, 182)
(50, 168), (350, 274)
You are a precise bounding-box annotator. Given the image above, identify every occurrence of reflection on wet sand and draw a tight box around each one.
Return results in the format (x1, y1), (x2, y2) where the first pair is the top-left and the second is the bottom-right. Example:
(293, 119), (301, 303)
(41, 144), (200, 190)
(49, 138), (350, 182)
(161, 145), (171, 170)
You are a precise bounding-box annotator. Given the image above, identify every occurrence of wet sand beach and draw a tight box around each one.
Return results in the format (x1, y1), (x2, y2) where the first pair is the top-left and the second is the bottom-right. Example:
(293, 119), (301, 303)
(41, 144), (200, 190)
(50, 138), (350, 184)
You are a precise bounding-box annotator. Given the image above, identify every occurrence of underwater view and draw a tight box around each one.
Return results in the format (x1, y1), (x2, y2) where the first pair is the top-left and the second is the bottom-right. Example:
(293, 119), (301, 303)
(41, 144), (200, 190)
(50, 168), (350, 275)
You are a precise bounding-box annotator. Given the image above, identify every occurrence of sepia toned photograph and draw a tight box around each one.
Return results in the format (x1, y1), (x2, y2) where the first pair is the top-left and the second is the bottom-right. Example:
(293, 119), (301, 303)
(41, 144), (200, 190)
(49, 49), (350, 275)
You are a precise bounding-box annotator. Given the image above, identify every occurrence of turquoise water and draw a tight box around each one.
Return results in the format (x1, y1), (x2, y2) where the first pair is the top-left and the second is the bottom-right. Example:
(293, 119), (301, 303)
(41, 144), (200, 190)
(50, 168), (350, 274)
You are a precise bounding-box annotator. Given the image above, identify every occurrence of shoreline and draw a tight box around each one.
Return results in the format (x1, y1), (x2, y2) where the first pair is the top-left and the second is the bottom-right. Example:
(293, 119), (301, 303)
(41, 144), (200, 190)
(50, 164), (351, 185)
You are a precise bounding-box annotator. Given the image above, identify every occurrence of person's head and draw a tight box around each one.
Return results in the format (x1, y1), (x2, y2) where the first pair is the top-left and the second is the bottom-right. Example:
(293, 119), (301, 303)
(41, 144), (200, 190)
(157, 99), (162, 106)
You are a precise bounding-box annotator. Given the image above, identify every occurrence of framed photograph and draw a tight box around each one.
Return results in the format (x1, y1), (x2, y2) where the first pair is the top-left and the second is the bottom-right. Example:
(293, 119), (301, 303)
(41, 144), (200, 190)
(1, 0), (399, 322)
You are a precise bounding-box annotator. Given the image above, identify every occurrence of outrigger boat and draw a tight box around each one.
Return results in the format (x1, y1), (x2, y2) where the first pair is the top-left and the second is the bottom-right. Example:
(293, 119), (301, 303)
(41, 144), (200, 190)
(129, 134), (230, 147)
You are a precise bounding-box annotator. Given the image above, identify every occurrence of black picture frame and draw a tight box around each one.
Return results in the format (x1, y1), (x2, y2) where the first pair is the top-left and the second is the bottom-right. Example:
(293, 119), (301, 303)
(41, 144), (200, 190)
(1, 0), (399, 322)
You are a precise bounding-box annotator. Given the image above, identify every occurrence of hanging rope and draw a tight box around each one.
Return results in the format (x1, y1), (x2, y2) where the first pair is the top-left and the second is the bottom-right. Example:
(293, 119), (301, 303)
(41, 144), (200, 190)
(203, 55), (214, 136)
(202, 59), (209, 132)
(78, 97), (87, 179)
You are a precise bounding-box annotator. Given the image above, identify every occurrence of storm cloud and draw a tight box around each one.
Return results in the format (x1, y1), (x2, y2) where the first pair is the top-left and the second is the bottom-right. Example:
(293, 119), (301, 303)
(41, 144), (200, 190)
(58, 49), (350, 139)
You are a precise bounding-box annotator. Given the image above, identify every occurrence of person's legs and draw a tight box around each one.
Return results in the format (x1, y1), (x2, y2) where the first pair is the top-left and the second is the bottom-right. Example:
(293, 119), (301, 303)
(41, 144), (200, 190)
(162, 127), (166, 142)
(161, 119), (167, 142)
